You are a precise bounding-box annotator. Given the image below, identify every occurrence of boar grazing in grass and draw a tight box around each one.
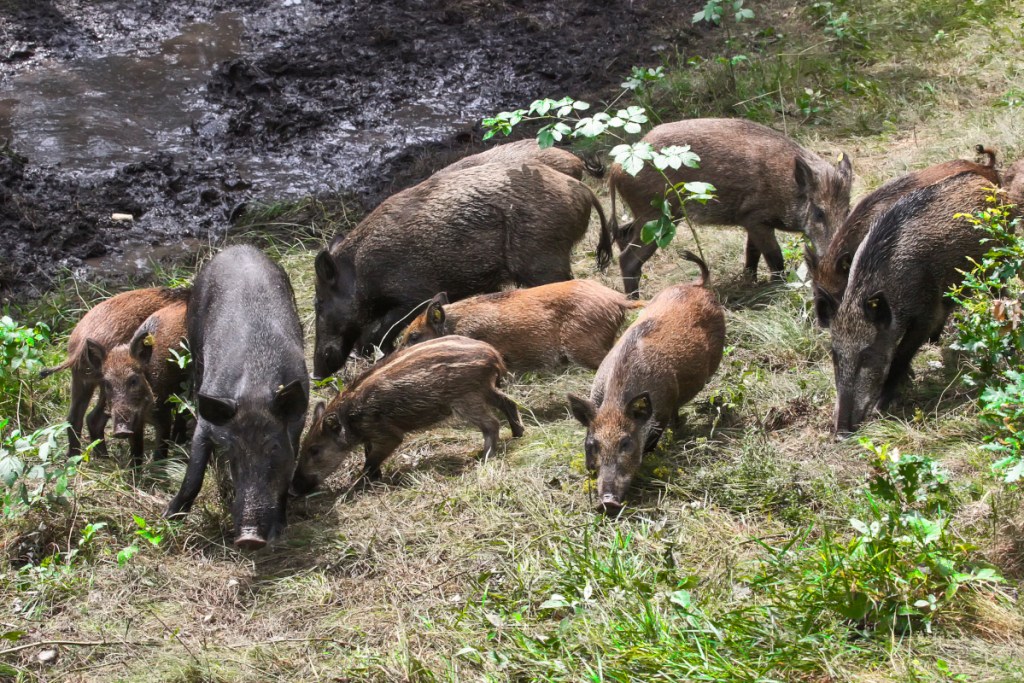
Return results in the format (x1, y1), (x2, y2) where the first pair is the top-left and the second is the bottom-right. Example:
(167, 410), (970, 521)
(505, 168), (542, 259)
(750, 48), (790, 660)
(292, 336), (524, 493)
(567, 253), (725, 514)
(166, 245), (308, 550)
(609, 118), (852, 296)
(313, 163), (614, 378)
(437, 139), (603, 179)
(398, 280), (645, 371)
(88, 301), (189, 464)
(831, 172), (998, 436)
(40, 286), (190, 458)
(812, 151), (999, 327)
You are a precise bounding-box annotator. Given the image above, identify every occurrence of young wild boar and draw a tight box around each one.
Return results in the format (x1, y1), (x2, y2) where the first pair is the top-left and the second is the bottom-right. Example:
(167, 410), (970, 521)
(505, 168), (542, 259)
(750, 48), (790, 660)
(397, 280), (645, 371)
(811, 150), (999, 327)
(86, 301), (188, 465)
(313, 162), (614, 378)
(567, 253), (725, 514)
(165, 245), (309, 550)
(40, 286), (190, 457)
(437, 139), (603, 179)
(292, 336), (524, 493)
(609, 118), (852, 296)
(831, 171), (998, 435)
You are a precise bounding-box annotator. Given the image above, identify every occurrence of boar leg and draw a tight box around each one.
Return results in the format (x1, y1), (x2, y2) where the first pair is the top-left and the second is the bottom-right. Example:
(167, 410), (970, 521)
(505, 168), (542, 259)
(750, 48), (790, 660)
(129, 428), (146, 467)
(152, 404), (173, 461)
(619, 240), (659, 299)
(170, 409), (190, 445)
(454, 399), (502, 459)
(878, 321), (932, 412)
(165, 423), (214, 517)
(745, 226), (786, 279)
(488, 389), (525, 438)
(514, 253), (574, 288)
(85, 384), (109, 457)
(362, 435), (402, 481)
(66, 376), (96, 458)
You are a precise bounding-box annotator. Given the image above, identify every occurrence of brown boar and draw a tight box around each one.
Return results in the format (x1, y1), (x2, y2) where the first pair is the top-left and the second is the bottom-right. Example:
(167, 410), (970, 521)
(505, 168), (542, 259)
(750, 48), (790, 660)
(84, 301), (189, 465)
(39, 286), (191, 457)
(831, 171), (998, 435)
(609, 118), (852, 296)
(567, 253), (725, 514)
(313, 163), (614, 378)
(437, 139), (603, 179)
(812, 152), (999, 327)
(397, 280), (645, 371)
(292, 336), (524, 493)
(1004, 158), (1024, 209)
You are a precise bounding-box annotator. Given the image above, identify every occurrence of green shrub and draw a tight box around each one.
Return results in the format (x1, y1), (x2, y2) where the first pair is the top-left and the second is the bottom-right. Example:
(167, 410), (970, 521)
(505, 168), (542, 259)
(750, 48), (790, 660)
(0, 419), (87, 519)
(0, 316), (49, 417)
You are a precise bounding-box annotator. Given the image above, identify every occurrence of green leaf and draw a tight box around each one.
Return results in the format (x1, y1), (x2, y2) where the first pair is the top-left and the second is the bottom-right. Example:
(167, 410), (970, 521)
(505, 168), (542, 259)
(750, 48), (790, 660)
(117, 544), (140, 567)
(539, 594), (571, 611)
(611, 142), (653, 176)
(669, 589), (692, 610)
(537, 127), (556, 149)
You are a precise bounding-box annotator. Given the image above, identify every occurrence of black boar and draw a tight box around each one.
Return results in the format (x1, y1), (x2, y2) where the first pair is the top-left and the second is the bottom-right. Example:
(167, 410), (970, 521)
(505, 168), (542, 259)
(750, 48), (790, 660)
(831, 172), (998, 435)
(292, 336), (523, 493)
(812, 154), (999, 327)
(313, 163), (614, 378)
(609, 118), (852, 296)
(437, 139), (603, 179)
(87, 301), (189, 464)
(567, 253), (725, 514)
(397, 280), (645, 371)
(40, 287), (190, 457)
(165, 245), (309, 550)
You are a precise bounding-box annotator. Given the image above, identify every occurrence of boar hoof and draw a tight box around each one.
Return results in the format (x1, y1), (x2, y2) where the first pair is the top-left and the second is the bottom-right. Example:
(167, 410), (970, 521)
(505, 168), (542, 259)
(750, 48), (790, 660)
(234, 529), (267, 551)
(596, 496), (624, 516)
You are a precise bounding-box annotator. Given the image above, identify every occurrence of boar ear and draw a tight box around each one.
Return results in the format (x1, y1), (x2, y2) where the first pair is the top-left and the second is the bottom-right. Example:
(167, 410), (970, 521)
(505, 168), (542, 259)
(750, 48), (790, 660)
(84, 339), (107, 373)
(273, 379), (308, 419)
(814, 287), (837, 328)
(426, 299), (446, 333)
(322, 410), (343, 434)
(129, 325), (157, 364)
(314, 250), (338, 285)
(567, 393), (596, 427)
(836, 151), (853, 185)
(794, 157), (816, 198)
(627, 392), (653, 422)
(432, 292), (450, 306)
(197, 393), (237, 426)
(837, 252), (853, 276)
(862, 291), (892, 328)
(313, 400), (326, 423)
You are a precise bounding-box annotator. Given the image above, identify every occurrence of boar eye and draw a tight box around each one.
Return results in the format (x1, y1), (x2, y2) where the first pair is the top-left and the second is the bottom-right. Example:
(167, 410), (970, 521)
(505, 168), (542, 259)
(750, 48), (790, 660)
(618, 436), (633, 451)
(584, 435), (597, 457)
(408, 332), (421, 343)
(813, 205), (826, 222)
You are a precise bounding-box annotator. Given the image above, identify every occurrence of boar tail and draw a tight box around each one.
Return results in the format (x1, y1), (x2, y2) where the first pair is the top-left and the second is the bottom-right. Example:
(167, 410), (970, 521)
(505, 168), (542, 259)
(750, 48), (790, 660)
(582, 152), (605, 179)
(39, 357), (73, 379)
(590, 192), (614, 272)
(975, 144), (997, 168)
(681, 250), (711, 287)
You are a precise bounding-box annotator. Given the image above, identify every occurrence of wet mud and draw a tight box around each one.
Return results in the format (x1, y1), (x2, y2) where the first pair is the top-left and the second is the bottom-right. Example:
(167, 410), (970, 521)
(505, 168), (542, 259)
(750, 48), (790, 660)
(0, 0), (699, 297)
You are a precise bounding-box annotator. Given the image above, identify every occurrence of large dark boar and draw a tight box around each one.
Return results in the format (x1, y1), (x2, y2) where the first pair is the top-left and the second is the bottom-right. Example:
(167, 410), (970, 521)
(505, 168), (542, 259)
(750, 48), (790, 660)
(437, 139), (602, 179)
(812, 153), (999, 327)
(165, 245), (309, 550)
(292, 336), (524, 493)
(567, 253), (725, 514)
(313, 163), (614, 378)
(609, 118), (852, 296)
(397, 280), (644, 371)
(40, 287), (190, 457)
(831, 172), (998, 435)
(88, 301), (189, 464)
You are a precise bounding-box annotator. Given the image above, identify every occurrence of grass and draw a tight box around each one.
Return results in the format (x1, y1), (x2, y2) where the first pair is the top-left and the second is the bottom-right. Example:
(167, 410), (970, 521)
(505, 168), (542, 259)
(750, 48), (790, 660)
(3, 0), (1024, 679)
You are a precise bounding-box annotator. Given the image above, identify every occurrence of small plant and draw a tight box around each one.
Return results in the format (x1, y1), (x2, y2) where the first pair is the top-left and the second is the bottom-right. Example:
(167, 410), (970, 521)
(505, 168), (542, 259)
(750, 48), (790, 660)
(693, 0), (755, 26)
(117, 515), (168, 567)
(0, 419), (88, 518)
(755, 441), (1002, 633)
(0, 316), (49, 416)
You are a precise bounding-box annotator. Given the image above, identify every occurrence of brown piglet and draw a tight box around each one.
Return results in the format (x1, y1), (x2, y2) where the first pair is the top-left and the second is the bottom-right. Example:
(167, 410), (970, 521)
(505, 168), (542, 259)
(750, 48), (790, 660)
(398, 280), (645, 372)
(86, 301), (189, 465)
(40, 287), (191, 457)
(292, 336), (524, 493)
(568, 252), (725, 514)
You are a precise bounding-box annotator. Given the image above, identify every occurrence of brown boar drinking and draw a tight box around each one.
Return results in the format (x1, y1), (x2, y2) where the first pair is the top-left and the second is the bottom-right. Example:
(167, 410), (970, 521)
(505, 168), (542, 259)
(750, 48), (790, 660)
(609, 118), (853, 296)
(397, 280), (645, 371)
(831, 171), (998, 435)
(567, 252), (725, 514)
(312, 162), (614, 378)
(292, 336), (524, 494)
(39, 286), (190, 458)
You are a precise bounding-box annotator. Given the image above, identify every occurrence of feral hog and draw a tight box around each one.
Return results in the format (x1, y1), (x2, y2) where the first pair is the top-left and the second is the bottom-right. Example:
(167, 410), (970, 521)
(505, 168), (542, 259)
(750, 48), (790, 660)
(831, 172), (998, 435)
(398, 280), (645, 371)
(313, 163), (614, 378)
(568, 253), (725, 514)
(292, 336), (524, 493)
(610, 118), (852, 296)
(437, 139), (603, 179)
(166, 245), (309, 550)
(87, 301), (189, 464)
(39, 286), (190, 457)
(812, 154), (999, 327)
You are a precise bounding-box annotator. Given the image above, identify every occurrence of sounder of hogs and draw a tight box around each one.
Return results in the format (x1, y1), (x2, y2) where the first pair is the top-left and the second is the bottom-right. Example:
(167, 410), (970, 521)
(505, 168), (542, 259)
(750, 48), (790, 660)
(292, 336), (524, 494)
(398, 280), (645, 372)
(40, 286), (190, 458)
(609, 118), (853, 296)
(312, 162), (614, 378)
(831, 171), (999, 435)
(165, 245), (309, 550)
(568, 252), (725, 514)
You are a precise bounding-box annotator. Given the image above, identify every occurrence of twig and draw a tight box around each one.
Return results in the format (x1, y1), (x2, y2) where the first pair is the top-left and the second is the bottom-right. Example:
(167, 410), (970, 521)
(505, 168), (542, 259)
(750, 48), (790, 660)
(0, 639), (157, 657)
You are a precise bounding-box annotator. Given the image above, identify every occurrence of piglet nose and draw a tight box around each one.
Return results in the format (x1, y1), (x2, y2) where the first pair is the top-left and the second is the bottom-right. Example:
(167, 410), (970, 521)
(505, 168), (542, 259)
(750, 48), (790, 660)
(596, 495), (624, 516)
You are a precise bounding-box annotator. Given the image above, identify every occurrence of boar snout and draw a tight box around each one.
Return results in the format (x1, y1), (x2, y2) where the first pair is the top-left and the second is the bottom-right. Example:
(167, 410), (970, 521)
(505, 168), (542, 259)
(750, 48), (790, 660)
(290, 469), (319, 496)
(596, 494), (624, 516)
(233, 527), (267, 551)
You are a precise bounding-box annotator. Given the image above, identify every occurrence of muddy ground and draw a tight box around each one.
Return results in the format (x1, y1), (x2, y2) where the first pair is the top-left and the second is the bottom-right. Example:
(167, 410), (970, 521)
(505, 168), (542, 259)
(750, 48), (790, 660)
(0, 0), (702, 298)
